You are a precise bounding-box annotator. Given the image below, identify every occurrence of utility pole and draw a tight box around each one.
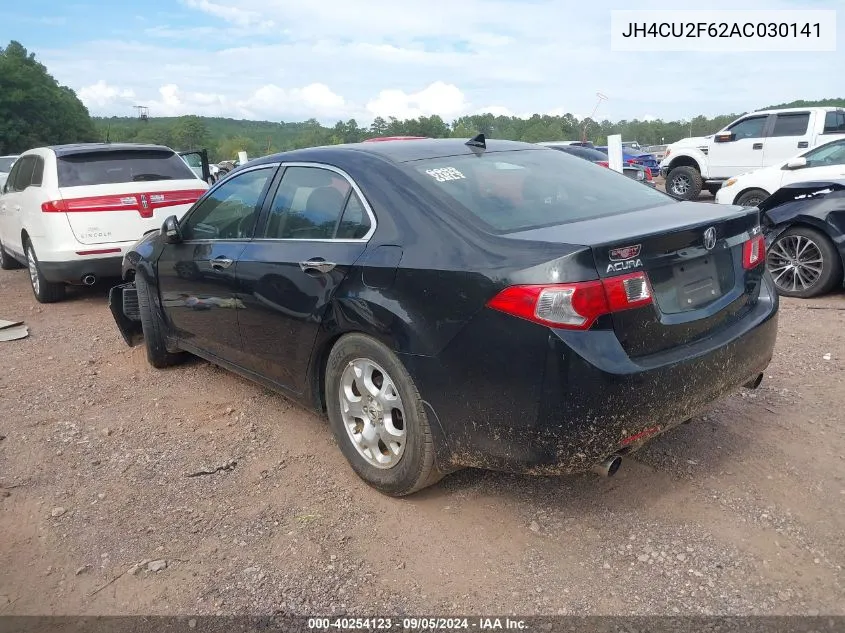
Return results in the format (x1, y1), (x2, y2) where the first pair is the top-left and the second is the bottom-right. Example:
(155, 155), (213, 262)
(582, 92), (608, 143)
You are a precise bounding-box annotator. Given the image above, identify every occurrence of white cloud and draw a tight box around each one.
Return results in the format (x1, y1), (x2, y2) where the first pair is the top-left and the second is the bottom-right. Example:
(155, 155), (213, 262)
(43, 0), (845, 125)
(78, 80), (135, 108)
(366, 82), (468, 120)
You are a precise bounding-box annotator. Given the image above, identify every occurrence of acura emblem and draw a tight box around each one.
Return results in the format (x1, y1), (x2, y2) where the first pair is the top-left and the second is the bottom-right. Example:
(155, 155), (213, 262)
(703, 227), (717, 250)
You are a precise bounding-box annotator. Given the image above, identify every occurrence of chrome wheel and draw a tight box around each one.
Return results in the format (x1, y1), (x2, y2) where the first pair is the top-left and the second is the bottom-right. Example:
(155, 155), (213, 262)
(27, 247), (40, 295)
(339, 358), (406, 469)
(670, 174), (690, 196)
(768, 234), (824, 293)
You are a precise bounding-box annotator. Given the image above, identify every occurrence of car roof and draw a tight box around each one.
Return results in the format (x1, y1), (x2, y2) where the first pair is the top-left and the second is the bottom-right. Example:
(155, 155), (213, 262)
(48, 143), (175, 157)
(251, 138), (546, 166)
(753, 106), (844, 115)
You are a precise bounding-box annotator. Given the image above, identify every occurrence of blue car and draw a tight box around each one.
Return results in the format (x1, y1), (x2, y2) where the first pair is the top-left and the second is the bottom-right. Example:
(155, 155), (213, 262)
(595, 146), (660, 174)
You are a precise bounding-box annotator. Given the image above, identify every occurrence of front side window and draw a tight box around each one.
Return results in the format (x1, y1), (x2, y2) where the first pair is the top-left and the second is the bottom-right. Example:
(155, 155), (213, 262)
(771, 113), (810, 137)
(803, 140), (845, 168)
(181, 167), (275, 240)
(409, 149), (671, 233)
(728, 116), (767, 140)
(264, 166), (370, 240)
(0, 157), (16, 172)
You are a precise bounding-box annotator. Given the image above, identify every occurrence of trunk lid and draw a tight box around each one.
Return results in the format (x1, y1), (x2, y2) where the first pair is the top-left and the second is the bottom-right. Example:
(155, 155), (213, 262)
(53, 147), (208, 245)
(509, 201), (765, 356)
(59, 181), (207, 244)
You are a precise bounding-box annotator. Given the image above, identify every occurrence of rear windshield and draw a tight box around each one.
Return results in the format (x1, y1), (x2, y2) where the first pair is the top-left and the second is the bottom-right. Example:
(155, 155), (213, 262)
(57, 150), (198, 187)
(409, 149), (672, 232)
(0, 157), (16, 172)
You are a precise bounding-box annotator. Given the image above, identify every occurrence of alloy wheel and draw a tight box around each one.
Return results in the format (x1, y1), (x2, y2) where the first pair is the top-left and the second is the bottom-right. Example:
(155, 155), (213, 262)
(671, 175), (690, 196)
(339, 358), (406, 469)
(27, 247), (40, 295)
(767, 234), (824, 293)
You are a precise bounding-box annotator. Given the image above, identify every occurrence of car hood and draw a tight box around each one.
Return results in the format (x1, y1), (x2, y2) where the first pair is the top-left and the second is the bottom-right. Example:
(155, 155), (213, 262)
(668, 135), (712, 150)
(757, 180), (845, 216)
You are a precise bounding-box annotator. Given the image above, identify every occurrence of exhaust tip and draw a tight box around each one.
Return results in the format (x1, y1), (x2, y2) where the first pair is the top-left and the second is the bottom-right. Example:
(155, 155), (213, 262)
(743, 373), (764, 390)
(592, 454), (622, 478)
(82, 274), (96, 286)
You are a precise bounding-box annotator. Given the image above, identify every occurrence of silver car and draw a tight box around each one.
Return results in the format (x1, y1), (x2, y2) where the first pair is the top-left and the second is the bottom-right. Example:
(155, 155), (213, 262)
(0, 155), (19, 191)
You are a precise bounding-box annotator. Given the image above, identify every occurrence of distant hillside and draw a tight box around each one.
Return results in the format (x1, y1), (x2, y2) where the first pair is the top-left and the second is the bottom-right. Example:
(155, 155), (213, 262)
(92, 98), (845, 162)
(762, 98), (845, 109)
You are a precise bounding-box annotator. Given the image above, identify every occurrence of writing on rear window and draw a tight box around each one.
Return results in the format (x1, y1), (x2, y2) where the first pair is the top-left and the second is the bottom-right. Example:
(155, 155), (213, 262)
(425, 167), (466, 182)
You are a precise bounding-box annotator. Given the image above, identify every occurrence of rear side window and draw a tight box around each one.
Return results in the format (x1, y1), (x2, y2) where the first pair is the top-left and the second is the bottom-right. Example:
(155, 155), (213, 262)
(12, 156), (36, 191)
(264, 166), (369, 240)
(57, 149), (198, 187)
(771, 112), (810, 137)
(0, 157), (15, 172)
(410, 149), (671, 233)
(824, 111), (845, 134)
(30, 158), (44, 186)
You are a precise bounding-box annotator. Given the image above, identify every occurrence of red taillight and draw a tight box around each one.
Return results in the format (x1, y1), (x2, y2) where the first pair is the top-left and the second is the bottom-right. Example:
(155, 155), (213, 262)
(595, 160), (610, 168)
(486, 271), (653, 330)
(626, 158), (639, 165)
(743, 234), (765, 269)
(41, 200), (66, 212)
(41, 190), (204, 217)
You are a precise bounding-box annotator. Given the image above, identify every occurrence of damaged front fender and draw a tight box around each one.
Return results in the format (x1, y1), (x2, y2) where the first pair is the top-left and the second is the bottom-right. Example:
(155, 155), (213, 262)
(108, 282), (143, 347)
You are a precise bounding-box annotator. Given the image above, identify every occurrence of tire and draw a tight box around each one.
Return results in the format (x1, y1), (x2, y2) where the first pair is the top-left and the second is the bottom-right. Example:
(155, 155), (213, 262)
(136, 274), (184, 368)
(666, 165), (703, 200)
(325, 333), (444, 496)
(25, 241), (65, 303)
(767, 226), (842, 298)
(0, 239), (21, 270)
(735, 188), (769, 208)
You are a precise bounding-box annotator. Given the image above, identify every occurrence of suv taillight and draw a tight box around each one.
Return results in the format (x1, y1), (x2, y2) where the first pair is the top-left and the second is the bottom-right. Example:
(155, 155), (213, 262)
(486, 272), (653, 330)
(743, 234), (766, 269)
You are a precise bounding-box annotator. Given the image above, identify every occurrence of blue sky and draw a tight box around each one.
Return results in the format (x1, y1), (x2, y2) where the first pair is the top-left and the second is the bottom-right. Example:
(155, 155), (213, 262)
(3, 0), (842, 124)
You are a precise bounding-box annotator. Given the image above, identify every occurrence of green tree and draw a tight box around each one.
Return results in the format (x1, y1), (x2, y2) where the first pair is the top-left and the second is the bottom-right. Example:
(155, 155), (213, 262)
(0, 41), (96, 153)
(171, 115), (209, 150)
(217, 135), (260, 161)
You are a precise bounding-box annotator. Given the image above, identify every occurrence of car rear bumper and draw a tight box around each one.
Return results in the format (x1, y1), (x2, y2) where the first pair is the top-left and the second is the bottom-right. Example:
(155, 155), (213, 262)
(406, 276), (779, 475)
(39, 256), (124, 284)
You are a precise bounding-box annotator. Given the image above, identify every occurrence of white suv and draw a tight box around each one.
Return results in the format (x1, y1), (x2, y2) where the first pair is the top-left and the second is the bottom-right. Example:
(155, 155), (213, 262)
(0, 143), (209, 302)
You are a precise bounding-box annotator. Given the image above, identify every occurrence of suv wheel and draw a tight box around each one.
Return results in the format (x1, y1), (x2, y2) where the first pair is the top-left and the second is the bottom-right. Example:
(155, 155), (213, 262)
(25, 241), (65, 303)
(666, 166), (703, 200)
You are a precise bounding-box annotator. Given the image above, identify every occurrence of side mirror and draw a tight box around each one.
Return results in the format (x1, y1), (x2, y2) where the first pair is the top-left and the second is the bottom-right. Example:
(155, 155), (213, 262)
(785, 157), (808, 170)
(162, 215), (182, 244)
(714, 132), (735, 143)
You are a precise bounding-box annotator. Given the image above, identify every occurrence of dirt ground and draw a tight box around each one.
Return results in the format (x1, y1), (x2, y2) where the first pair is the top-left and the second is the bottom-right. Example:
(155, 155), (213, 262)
(1, 265), (844, 617)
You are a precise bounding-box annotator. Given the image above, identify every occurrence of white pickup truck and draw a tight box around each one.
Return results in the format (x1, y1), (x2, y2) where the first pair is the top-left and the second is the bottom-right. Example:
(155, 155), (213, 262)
(660, 107), (845, 200)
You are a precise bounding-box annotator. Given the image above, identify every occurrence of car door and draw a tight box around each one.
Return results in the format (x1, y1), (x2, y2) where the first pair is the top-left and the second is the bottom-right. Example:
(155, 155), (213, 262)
(155, 164), (278, 361)
(0, 156), (36, 257)
(762, 111), (813, 167)
(235, 163), (375, 394)
(783, 139), (845, 186)
(707, 114), (769, 178)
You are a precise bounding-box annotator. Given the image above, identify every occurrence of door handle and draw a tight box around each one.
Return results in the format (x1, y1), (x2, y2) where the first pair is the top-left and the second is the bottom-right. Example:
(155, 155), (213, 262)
(797, 141), (809, 148)
(211, 257), (234, 270)
(299, 259), (336, 274)
(752, 143), (763, 150)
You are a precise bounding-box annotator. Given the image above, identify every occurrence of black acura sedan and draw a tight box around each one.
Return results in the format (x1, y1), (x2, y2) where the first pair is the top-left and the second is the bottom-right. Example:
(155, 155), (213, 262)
(109, 136), (779, 496)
